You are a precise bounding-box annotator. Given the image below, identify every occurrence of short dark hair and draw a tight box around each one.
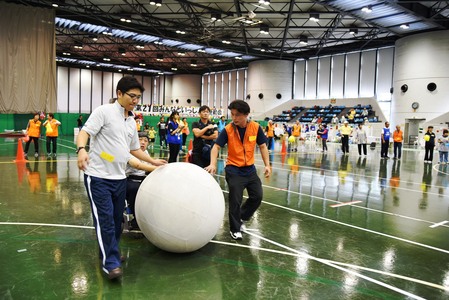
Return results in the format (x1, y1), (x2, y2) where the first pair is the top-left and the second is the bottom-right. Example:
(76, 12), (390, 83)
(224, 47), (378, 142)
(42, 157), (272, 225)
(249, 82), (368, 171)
(48, 113), (54, 118)
(138, 131), (149, 140)
(116, 76), (144, 94)
(428, 126), (434, 129)
(443, 129), (448, 134)
(228, 100), (250, 115)
(199, 105), (210, 113)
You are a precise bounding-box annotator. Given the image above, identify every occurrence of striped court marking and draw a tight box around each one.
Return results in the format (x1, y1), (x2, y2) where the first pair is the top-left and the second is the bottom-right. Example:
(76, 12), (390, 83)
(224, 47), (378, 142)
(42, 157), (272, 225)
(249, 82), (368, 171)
(433, 164), (449, 176)
(330, 200), (362, 208)
(210, 240), (448, 292)
(215, 174), (449, 229)
(243, 230), (426, 300)
(262, 200), (449, 255)
(429, 220), (449, 228)
(0, 220), (443, 295)
(250, 153), (449, 193)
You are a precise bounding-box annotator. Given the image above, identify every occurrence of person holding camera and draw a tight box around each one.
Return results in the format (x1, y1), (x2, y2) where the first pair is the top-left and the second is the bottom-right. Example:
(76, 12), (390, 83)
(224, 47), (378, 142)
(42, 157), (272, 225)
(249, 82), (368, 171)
(192, 105), (218, 167)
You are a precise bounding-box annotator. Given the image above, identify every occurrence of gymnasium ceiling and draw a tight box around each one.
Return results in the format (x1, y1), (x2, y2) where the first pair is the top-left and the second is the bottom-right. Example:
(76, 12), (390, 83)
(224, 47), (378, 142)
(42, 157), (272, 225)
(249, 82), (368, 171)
(5, 0), (449, 75)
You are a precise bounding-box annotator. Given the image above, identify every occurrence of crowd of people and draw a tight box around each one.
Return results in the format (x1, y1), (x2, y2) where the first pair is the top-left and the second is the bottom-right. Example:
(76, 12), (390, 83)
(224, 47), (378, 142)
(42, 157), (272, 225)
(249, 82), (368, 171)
(22, 76), (447, 281)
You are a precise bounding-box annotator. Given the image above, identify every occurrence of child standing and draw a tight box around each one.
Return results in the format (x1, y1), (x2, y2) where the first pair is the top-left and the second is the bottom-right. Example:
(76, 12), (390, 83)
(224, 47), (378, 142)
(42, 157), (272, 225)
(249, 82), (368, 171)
(424, 126), (436, 163)
(438, 129), (449, 165)
(148, 126), (157, 149)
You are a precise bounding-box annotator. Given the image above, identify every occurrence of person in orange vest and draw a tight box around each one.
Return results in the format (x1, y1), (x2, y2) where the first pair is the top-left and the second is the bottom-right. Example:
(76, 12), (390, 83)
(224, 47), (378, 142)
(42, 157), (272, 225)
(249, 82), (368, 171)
(24, 113), (41, 158)
(292, 120), (301, 151)
(393, 125), (403, 160)
(43, 113), (61, 158)
(265, 119), (275, 151)
(205, 100), (271, 240)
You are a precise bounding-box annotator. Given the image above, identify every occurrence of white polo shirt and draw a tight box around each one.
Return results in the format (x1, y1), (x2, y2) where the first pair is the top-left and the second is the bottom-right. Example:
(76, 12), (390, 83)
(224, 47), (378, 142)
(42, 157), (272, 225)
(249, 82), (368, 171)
(82, 101), (140, 179)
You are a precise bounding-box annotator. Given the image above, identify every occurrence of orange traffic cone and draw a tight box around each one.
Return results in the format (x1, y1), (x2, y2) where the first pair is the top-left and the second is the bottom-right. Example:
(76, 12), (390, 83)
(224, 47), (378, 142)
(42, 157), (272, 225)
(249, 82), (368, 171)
(14, 138), (27, 163)
(281, 138), (287, 154)
(185, 139), (193, 162)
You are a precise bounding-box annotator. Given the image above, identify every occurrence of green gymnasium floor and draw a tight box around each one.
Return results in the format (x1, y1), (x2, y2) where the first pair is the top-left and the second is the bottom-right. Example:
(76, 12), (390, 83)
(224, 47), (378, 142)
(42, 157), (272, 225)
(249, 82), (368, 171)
(1, 136), (449, 299)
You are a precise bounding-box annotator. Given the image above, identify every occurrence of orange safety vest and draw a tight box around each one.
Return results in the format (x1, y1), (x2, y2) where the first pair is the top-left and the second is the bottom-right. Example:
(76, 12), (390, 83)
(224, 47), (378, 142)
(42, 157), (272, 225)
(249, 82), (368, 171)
(267, 123), (274, 137)
(27, 119), (41, 138)
(292, 124), (301, 137)
(45, 119), (60, 137)
(393, 130), (403, 142)
(225, 121), (259, 167)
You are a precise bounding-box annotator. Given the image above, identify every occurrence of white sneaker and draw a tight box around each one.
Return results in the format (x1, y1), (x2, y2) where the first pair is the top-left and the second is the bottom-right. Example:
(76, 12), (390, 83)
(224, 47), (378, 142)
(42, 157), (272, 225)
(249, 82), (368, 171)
(240, 223), (247, 231)
(34, 152), (39, 158)
(230, 231), (242, 240)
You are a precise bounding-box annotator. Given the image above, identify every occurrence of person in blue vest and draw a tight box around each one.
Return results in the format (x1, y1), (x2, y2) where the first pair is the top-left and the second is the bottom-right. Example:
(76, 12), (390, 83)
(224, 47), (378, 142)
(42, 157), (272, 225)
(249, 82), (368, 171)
(381, 121), (391, 158)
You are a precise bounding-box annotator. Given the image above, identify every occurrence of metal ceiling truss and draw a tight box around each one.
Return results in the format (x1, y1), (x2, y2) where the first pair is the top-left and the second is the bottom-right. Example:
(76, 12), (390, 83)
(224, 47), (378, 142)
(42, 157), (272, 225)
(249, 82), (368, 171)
(4, 0), (448, 75)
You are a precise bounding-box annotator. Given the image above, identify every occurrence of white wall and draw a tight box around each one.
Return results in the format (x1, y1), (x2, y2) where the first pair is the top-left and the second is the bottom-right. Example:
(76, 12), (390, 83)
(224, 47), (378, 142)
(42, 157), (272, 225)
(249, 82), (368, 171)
(247, 60), (294, 117)
(171, 74), (201, 107)
(391, 30), (449, 127)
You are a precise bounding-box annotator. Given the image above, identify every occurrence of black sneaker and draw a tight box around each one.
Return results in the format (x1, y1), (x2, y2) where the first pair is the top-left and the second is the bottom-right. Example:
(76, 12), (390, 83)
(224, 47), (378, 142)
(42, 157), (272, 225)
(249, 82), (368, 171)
(230, 231), (242, 240)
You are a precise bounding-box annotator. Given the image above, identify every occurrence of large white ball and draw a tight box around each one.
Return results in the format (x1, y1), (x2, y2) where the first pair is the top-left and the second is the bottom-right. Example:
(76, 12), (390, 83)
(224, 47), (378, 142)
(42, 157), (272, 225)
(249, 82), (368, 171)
(135, 162), (225, 253)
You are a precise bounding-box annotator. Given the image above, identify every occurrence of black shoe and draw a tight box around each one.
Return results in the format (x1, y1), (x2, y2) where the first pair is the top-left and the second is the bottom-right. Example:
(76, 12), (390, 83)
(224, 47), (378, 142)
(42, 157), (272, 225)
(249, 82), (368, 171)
(108, 267), (123, 280)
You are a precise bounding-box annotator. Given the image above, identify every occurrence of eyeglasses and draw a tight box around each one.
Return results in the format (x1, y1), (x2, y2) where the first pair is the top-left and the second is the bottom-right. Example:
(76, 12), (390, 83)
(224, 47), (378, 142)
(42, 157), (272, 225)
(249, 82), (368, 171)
(125, 92), (142, 100)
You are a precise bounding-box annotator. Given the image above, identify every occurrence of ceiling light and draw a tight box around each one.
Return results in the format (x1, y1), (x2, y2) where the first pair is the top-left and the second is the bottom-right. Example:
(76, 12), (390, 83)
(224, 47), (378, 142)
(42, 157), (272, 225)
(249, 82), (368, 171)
(198, 48), (206, 53)
(222, 40), (231, 44)
(90, 35), (98, 41)
(102, 28), (112, 36)
(103, 57), (110, 61)
(235, 56), (242, 60)
(299, 35), (308, 45)
(150, 0), (162, 6)
(119, 48), (126, 56)
(260, 24), (269, 35)
(139, 59), (146, 66)
(176, 30), (186, 34)
(400, 24), (410, 29)
(156, 54), (164, 61)
(309, 13), (320, 22)
(135, 44), (145, 49)
(62, 52), (71, 56)
(211, 13), (222, 22)
(213, 58), (221, 62)
(171, 64), (178, 71)
(74, 43), (83, 49)
(349, 28), (358, 35)
(154, 39), (163, 45)
(190, 59), (197, 67)
(258, 0), (270, 4)
(177, 52), (186, 56)
(361, 5), (372, 13)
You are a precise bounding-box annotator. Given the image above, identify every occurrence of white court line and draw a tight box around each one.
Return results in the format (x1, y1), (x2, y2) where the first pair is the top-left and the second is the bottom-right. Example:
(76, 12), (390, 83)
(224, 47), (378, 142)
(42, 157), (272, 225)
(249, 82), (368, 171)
(249, 153), (449, 193)
(262, 200), (449, 255)
(430, 221), (449, 228)
(0, 220), (444, 294)
(243, 230), (426, 300)
(215, 174), (449, 229)
(210, 240), (448, 291)
(433, 164), (449, 176)
(330, 200), (362, 208)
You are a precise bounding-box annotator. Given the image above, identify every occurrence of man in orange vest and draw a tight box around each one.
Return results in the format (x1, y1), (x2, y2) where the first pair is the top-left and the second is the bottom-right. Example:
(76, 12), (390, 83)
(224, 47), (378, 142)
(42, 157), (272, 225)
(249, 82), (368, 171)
(43, 113), (61, 158)
(292, 120), (301, 151)
(266, 119), (275, 151)
(24, 113), (41, 158)
(205, 100), (271, 240)
(393, 125), (403, 160)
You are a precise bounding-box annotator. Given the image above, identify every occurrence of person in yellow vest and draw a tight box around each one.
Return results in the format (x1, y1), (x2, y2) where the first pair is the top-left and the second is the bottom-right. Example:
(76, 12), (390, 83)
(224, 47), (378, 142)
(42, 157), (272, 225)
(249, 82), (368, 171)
(292, 120), (302, 151)
(205, 100), (271, 240)
(266, 119), (275, 151)
(339, 121), (352, 154)
(43, 113), (61, 158)
(24, 113), (41, 158)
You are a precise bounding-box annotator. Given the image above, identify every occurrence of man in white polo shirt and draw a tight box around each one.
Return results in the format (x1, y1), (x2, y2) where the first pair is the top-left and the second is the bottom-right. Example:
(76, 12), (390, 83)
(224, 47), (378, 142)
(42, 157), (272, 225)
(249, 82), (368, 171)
(76, 76), (167, 280)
